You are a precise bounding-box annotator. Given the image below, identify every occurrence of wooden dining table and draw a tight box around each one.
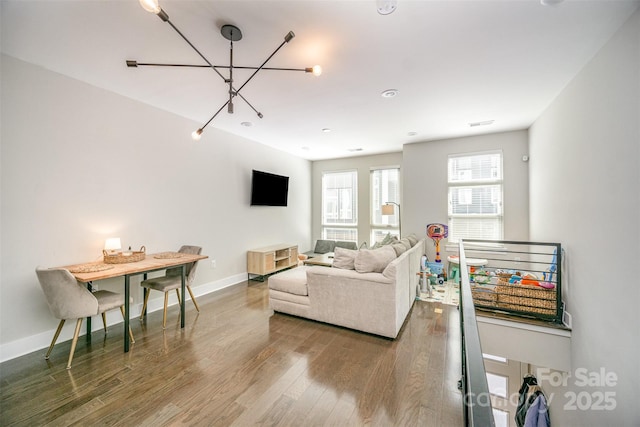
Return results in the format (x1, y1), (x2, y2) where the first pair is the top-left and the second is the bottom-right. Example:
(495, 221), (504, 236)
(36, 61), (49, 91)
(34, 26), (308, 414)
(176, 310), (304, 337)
(60, 252), (208, 352)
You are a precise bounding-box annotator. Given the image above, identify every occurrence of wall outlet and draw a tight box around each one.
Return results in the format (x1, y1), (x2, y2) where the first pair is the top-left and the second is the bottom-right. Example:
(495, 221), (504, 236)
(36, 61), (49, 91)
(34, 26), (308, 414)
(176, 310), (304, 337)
(211, 259), (216, 269)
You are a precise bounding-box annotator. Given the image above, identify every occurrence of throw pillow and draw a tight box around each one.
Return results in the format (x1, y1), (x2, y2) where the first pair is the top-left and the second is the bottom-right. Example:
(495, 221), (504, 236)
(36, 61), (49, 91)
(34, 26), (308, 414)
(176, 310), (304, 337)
(371, 232), (397, 249)
(333, 247), (357, 270)
(391, 242), (407, 256)
(406, 234), (418, 247)
(354, 246), (396, 273)
(382, 233), (397, 245)
(399, 238), (412, 250)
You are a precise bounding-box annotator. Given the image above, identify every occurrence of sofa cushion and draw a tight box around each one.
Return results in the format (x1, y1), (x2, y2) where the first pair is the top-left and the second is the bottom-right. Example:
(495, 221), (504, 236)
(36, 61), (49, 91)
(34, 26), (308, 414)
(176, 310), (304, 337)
(406, 233), (418, 247)
(313, 239), (335, 254)
(333, 247), (357, 270)
(269, 289), (310, 306)
(371, 232), (398, 249)
(399, 238), (412, 250)
(268, 267), (308, 296)
(391, 242), (407, 256)
(354, 246), (397, 273)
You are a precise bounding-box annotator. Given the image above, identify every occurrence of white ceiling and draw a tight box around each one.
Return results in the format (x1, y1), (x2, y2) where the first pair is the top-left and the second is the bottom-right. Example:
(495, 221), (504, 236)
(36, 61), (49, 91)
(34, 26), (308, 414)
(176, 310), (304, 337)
(2, 0), (638, 160)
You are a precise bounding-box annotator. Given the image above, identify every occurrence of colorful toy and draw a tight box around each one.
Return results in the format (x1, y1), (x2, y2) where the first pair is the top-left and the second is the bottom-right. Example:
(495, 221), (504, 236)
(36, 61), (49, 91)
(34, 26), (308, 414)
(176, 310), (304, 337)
(521, 272), (540, 286)
(426, 223), (448, 263)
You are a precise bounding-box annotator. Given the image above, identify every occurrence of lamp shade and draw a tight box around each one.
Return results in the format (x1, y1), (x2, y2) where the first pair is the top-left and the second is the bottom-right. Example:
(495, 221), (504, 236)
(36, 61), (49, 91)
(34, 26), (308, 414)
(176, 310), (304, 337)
(381, 204), (395, 215)
(104, 237), (122, 252)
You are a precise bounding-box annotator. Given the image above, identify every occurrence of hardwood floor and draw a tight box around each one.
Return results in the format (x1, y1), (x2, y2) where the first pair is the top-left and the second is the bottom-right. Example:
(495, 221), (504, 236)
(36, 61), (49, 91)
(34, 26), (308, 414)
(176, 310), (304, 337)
(0, 280), (463, 426)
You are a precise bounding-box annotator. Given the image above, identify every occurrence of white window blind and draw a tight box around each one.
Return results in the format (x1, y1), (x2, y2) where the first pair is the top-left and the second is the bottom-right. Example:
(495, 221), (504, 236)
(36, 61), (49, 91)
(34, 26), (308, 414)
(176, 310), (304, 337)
(322, 170), (358, 241)
(448, 152), (503, 242)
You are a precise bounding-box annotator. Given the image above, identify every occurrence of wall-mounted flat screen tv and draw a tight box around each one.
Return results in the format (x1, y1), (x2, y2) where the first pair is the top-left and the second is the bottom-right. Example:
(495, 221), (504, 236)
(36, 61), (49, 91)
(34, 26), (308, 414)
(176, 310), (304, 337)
(250, 170), (289, 206)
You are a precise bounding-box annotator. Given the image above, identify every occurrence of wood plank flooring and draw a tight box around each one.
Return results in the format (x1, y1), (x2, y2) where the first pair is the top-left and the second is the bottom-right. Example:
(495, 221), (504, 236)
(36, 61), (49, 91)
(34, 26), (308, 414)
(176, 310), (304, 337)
(0, 280), (463, 426)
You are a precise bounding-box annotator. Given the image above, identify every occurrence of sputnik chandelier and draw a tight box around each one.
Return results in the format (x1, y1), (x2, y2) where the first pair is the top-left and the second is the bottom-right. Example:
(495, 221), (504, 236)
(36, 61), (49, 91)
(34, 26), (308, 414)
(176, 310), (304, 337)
(131, 0), (322, 140)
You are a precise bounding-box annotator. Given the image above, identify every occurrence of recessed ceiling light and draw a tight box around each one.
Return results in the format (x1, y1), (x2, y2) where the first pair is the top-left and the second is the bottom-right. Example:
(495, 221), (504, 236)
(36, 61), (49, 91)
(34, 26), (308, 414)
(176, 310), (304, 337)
(348, 148), (363, 152)
(469, 120), (495, 127)
(301, 146), (310, 151)
(381, 89), (399, 98)
(407, 131), (417, 136)
(540, 0), (564, 6)
(377, 0), (398, 15)
(241, 121), (252, 127)
(321, 128), (331, 133)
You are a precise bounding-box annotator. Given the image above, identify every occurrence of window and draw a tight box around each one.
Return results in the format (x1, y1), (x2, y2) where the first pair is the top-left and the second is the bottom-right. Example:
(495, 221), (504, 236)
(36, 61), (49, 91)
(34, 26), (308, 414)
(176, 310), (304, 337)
(322, 170), (357, 242)
(486, 372), (508, 398)
(370, 167), (400, 244)
(448, 151), (503, 242)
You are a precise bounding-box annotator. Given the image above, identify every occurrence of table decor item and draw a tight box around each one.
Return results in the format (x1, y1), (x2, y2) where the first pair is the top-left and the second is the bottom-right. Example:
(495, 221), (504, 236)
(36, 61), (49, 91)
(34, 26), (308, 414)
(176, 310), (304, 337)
(103, 246), (146, 264)
(153, 252), (187, 259)
(68, 264), (115, 273)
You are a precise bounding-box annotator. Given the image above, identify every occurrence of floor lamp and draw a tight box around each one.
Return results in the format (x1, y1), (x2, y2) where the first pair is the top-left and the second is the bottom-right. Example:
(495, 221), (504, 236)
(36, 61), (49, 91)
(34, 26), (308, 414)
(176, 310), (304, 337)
(382, 202), (401, 238)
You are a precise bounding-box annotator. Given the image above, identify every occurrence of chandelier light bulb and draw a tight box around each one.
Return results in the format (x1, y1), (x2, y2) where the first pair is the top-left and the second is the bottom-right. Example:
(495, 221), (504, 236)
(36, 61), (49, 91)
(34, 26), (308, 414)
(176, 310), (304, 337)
(139, 0), (161, 14)
(191, 129), (203, 141)
(312, 65), (322, 77)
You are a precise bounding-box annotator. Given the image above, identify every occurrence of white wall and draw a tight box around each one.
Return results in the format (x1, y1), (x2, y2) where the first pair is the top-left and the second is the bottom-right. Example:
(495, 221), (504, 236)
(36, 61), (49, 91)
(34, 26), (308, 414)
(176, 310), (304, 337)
(478, 318), (571, 373)
(311, 152), (403, 248)
(529, 9), (639, 426)
(403, 130), (530, 261)
(0, 55), (311, 361)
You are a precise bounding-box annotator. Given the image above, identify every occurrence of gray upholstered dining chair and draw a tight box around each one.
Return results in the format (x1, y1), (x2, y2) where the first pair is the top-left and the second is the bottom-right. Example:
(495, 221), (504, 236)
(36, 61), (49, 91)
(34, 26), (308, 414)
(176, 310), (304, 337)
(139, 245), (202, 328)
(35, 267), (135, 369)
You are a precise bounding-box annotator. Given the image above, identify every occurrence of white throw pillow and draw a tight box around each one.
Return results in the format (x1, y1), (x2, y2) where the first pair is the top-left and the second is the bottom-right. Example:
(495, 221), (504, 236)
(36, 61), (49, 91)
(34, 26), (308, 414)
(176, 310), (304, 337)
(399, 238), (412, 250)
(354, 246), (397, 273)
(333, 247), (357, 270)
(391, 242), (407, 256)
(406, 234), (418, 247)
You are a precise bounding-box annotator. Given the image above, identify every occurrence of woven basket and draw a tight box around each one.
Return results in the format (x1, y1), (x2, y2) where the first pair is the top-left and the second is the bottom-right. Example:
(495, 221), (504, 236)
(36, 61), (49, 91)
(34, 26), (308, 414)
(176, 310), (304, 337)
(495, 281), (557, 315)
(103, 246), (146, 264)
(472, 285), (497, 305)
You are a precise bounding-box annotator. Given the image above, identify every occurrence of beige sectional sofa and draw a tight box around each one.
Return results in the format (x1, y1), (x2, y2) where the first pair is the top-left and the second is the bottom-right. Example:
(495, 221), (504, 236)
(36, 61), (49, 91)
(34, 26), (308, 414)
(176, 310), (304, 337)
(268, 236), (425, 338)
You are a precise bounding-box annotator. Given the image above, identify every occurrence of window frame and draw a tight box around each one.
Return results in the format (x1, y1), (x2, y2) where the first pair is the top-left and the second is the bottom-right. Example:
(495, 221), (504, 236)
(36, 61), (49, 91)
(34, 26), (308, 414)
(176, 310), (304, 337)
(321, 170), (358, 243)
(447, 150), (504, 243)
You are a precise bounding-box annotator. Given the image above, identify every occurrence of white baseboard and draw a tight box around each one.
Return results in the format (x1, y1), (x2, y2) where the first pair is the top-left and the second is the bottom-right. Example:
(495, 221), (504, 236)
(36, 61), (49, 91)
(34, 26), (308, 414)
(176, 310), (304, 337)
(0, 273), (247, 363)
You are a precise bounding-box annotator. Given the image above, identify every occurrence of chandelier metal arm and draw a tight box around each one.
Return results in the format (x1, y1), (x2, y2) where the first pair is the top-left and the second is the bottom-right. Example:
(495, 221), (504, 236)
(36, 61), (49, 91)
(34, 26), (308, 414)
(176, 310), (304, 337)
(228, 38), (235, 113)
(202, 99), (231, 131)
(235, 32), (294, 95)
(234, 92), (263, 119)
(161, 14), (262, 117)
(136, 2), (318, 140)
(198, 95), (261, 135)
(164, 20), (227, 84)
(127, 61), (312, 73)
(162, 18), (266, 118)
